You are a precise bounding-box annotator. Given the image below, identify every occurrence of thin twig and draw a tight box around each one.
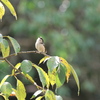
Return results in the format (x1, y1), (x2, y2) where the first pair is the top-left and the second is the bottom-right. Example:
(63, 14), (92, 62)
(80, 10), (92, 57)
(4, 58), (16, 70)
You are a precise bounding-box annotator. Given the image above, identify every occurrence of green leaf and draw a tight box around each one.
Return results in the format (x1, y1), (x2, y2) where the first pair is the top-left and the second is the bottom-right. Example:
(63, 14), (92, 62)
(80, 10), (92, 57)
(1, 0), (17, 19)
(20, 60), (32, 74)
(0, 75), (10, 88)
(0, 82), (12, 96)
(45, 89), (56, 100)
(1, 39), (10, 57)
(33, 64), (49, 88)
(13, 78), (26, 100)
(31, 90), (42, 99)
(55, 95), (63, 100)
(7, 36), (20, 54)
(0, 2), (5, 21)
(69, 64), (80, 96)
(60, 57), (80, 95)
(47, 56), (60, 72)
(55, 65), (66, 88)
(12, 63), (21, 75)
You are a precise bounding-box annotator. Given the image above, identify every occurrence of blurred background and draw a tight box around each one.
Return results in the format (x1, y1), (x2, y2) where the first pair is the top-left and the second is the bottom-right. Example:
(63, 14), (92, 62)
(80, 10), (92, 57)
(0, 0), (100, 100)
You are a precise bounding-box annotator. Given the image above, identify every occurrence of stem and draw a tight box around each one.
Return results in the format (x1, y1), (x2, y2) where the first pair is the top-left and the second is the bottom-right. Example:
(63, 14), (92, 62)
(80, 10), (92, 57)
(4, 58), (16, 70)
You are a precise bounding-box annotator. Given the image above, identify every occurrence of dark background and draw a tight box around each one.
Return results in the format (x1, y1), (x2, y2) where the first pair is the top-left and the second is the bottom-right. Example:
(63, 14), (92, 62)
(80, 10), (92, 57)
(0, 0), (100, 100)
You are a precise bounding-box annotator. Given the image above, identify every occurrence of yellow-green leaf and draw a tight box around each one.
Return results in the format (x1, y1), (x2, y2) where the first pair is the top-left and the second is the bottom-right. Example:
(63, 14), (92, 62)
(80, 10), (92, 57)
(33, 64), (49, 88)
(12, 63), (21, 75)
(69, 64), (80, 96)
(7, 36), (20, 54)
(0, 2), (5, 21)
(36, 96), (44, 100)
(23, 73), (35, 84)
(59, 57), (71, 83)
(1, 39), (10, 58)
(1, 0), (17, 19)
(48, 71), (56, 86)
(39, 56), (50, 64)
(60, 57), (80, 95)
(45, 89), (56, 100)
(14, 78), (26, 100)
(0, 75), (10, 88)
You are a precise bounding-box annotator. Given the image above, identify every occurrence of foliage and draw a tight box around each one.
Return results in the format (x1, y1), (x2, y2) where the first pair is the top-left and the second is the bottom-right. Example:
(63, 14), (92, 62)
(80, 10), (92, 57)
(0, 0), (100, 100)
(0, 33), (80, 100)
(0, 0), (17, 21)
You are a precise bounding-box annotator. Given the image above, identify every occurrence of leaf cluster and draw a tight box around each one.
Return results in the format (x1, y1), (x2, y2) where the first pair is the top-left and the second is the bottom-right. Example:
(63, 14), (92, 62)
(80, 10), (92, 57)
(0, 0), (17, 21)
(0, 34), (80, 100)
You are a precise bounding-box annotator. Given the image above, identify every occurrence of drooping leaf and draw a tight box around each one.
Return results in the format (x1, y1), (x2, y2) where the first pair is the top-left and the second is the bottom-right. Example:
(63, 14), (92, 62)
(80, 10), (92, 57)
(47, 56), (60, 72)
(0, 75), (10, 88)
(33, 64), (49, 88)
(55, 65), (66, 88)
(20, 60), (32, 74)
(60, 57), (80, 95)
(69, 64), (80, 96)
(55, 95), (63, 100)
(7, 36), (20, 54)
(59, 57), (71, 82)
(13, 78), (26, 100)
(39, 56), (50, 64)
(0, 82), (12, 97)
(45, 89), (56, 100)
(12, 63), (21, 75)
(31, 90), (43, 99)
(1, 39), (10, 58)
(0, 2), (5, 21)
(1, 0), (17, 19)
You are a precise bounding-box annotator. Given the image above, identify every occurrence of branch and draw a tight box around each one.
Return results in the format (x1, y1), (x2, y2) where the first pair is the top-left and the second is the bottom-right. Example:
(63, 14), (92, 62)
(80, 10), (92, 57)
(0, 50), (49, 60)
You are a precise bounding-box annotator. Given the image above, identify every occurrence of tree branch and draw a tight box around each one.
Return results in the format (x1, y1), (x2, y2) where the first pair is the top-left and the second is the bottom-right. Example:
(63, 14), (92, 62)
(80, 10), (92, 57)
(0, 50), (49, 60)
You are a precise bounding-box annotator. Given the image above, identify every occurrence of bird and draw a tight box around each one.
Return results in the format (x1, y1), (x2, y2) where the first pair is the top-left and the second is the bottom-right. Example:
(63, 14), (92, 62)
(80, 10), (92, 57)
(35, 37), (46, 53)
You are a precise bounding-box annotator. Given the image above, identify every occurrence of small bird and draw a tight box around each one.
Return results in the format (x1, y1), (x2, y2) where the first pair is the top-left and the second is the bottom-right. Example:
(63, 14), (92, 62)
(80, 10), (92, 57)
(35, 37), (46, 53)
